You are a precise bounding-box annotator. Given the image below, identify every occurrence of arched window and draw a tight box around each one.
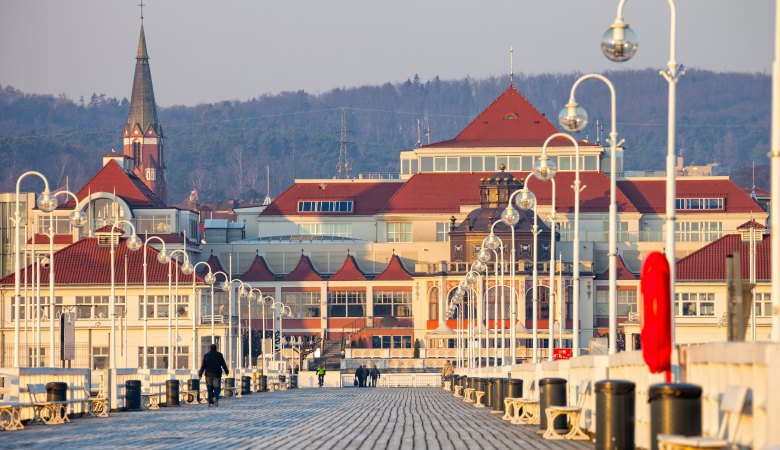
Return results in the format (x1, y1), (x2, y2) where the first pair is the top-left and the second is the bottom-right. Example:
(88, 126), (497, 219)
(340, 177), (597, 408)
(88, 198), (125, 230)
(485, 286), (515, 320)
(145, 168), (156, 181)
(449, 287), (476, 319)
(132, 141), (140, 165)
(525, 285), (550, 321)
(564, 285), (574, 323)
(428, 287), (439, 322)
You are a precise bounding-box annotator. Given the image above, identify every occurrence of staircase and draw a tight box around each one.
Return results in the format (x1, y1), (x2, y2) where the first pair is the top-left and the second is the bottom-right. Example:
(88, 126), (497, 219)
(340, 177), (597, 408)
(313, 339), (343, 371)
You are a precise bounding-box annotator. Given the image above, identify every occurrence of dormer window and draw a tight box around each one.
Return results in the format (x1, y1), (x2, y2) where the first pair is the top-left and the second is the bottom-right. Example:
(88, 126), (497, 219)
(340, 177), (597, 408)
(675, 197), (724, 210)
(505, 113), (517, 120)
(298, 200), (353, 213)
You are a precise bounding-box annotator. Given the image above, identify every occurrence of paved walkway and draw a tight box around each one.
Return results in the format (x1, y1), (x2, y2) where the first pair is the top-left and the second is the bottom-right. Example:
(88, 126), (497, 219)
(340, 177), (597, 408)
(5, 388), (591, 449)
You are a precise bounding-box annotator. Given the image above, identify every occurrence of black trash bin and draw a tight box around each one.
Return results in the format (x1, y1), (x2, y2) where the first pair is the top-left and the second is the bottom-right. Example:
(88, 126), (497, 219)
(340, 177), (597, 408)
(539, 378), (567, 432)
(241, 376), (251, 395)
(595, 380), (635, 450)
(507, 379), (523, 400)
(279, 374), (286, 387)
(46, 382), (67, 417)
(187, 379), (200, 403)
(224, 377), (235, 397)
(290, 374), (298, 389)
(165, 379), (180, 407)
(492, 378), (506, 413)
(484, 378), (495, 408)
(259, 375), (268, 392)
(475, 378), (485, 399)
(125, 380), (142, 411)
(649, 383), (702, 450)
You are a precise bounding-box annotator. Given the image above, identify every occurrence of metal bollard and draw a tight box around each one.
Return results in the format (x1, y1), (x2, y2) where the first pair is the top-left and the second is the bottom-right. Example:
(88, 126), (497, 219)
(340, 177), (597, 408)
(595, 380), (635, 450)
(475, 378), (486, 400)
(241, 376), (251, 395)
(165, 380), (180, 407)
(649, 383), (702, 450)
(187, 378), (200, 403)
(125, 380), (142, 411)
(492, 378), (506, 413)
(224, 377), (235, 397)
(539, 378), (567, 431)
(259, 375), (268, 392)
(484, 378), (495, 408)
(507, 379), (523, 413)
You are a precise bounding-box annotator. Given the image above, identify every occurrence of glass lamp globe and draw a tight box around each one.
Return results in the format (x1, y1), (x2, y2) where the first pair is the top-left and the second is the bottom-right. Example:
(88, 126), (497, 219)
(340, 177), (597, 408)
(515, 189), (537, 211)
(501, 206), (520, 226)
(601, 23), (638, 62)
(238, 286), (248, 298)
(126, 234), (142, 251)
(180, 260), (194, 275)
(157, 250), (171, 264)
(483, 234), (501, 251)
(533, 155), (557, 181)
(473, 260), (487, 273)
(476, 247), (491, 263)
(36, 191), (58, 213)
(465, 270), (480, 285)
(69, 210), (88, 228)
(221, 281), (230, 293)
(204, 272), (216, 285)
(558, 103), (589, 132)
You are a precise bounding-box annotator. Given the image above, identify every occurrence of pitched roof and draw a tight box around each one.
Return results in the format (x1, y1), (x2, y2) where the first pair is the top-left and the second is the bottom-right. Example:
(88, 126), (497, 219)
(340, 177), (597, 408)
(677, 233), (772, 281)
(64, 160), (166, 208)
(197, 252), (227, 282)
(329, 254), (367, 281)
(382, 171), (637, 214)
(595, 255), (638, 280)
(261, 181), (403, 217)
(736, 219), (766, 230)
(0, 236), (202, 286)
(617, 178), (761, 214)
(374, 254), (414, 281)
(26, 234), (74, 245)
(422, 85), (594, 149)
(240, 254), (276, 282)
(283, 254), (322, 281)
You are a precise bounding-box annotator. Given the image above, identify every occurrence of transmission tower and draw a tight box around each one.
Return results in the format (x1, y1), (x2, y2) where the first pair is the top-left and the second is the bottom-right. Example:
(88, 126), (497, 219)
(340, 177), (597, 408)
(336, 107), (352, 179)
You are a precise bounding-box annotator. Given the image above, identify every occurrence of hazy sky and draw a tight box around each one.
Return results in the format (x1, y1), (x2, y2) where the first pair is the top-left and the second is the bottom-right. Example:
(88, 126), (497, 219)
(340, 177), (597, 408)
(0, 1), (774, 106)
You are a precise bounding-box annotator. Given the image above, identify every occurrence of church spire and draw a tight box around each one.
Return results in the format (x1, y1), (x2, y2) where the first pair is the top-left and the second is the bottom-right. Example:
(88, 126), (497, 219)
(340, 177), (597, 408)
(127, 24), (159, 135)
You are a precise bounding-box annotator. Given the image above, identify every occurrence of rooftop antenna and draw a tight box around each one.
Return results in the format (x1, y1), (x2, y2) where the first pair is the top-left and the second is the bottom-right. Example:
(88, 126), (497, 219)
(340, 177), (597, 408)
(426, 122), (431, 145)
(595, 119), (603, 145)
(139, 0), (145, 23)
(509, 46), (514, 86)
(750, 161), (758, 200)
(263, 165), (272, 206)
(416, 119), (422, 148)
(336, 107), (352, 179)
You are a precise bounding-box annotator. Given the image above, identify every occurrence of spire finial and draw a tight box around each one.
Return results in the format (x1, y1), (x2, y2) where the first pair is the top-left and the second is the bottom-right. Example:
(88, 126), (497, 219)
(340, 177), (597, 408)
(509, 46), (514, 86)
(139, 0), (145, 23)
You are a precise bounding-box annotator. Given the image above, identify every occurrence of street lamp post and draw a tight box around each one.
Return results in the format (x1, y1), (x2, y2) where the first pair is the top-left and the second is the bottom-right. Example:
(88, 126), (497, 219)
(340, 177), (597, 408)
(600, 0), (682, 354)
(221, 279), (247, 370)
(771, 0), (780, 343)
(560, 74), (622, 354)
(110, 220), (143, 372)
(12, 172), (58, 367)
(192, 262), (216, 372)
(167, 249), (193, 370)
(142, 237), (170, 369)
(516, 188), (540, 363)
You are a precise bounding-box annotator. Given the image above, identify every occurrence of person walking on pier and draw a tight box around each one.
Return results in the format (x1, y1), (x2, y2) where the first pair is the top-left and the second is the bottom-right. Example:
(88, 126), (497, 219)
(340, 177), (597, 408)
(199, 344), (229, 407)
(316, 364), (326, 388)
(369, 365), (381, 387)
(442, 360), (454, 387)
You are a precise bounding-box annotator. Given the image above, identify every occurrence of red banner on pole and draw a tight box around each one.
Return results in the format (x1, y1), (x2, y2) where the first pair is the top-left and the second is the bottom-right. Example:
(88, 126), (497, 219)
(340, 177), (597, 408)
(640, 252), (672, 375)
(553, 348), (572, 360)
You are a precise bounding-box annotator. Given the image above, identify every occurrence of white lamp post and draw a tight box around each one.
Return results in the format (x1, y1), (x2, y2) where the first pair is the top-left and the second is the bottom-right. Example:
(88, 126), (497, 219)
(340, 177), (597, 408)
(192, 262), (215, 372)
(12, 171), (58, 367)
(771, 0), (780, 342)
(600, 0), (682, 354)
(483, 226), (506, 366)
(221, 278), (247, 369)
(109, 220), (142, 372)
(560, 74), (622, 354)
(261, 295), (274, 372)
(516, 188), (540, 363)
(142, 236), (169, 369)
(166, 249), (193, 370)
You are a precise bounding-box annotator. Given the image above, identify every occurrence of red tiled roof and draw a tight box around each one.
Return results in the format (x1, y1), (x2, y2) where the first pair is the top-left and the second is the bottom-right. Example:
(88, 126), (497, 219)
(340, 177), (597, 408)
(240, 254), (276, 282)
(617, 178), (761, 214)
(595, 255), (638, 281)
(26, 234), (74, 245)
(736, 219), (766, 230)
(283, 254), (322, 281)
(677, 234), (772, 280)
(94, 224), (125, 233)
(63, 160), (166, 208)
(742, 187), (770, 197)
(0, 237), (202, 285)
(423, 86), (594, 149)
(382, 171), (637, 214)
(374, 254), (413, 281)
(261, 181), (402, 217)
(329, 254), (367, 281)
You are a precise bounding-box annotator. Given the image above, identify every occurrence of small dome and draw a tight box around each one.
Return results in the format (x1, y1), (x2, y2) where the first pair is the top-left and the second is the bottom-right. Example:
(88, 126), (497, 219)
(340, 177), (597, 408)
(481, 164), (521, 187)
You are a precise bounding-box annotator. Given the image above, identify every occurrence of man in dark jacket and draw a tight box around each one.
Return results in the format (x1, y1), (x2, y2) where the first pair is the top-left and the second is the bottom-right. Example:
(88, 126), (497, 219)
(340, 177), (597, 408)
(198, 344), (229, 407)
(369, 366), (380, 387)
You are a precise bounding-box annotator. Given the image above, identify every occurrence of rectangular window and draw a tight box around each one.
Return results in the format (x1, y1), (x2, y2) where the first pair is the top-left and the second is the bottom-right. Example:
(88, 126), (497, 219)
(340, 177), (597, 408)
(755, 292), (772, 316)
(298, 223), (352, 238)
(617, 289), (638, 315)
(496, 156), (508, 170)
(508, 157), (521, 171)
(282, 291), (321, 318)
(446, 157), (458, 172)
(75, 295), (117, 320)
(373, 290), (412, 317)
(92, 347), (109, 370)
(435, 222), (450, 242)
(136, 215), (172, 234)
(138, 295), (182, 319)
(37, 216), (71, 235)
(411, 159), (419, 174)
(401, 160), (410, 174)
(327, 290), (366, 317)
(471, 157), (483, 172)
(674, 292), (716, 317)
(675, 197), (724, 210)
(420, 157), (433, 172)
(675, 221), (723, 242)
(584, 156), (598, 171)
(459, 157), (471, 172)
(484, 156), (496, 172)
(559, 156), (571, 171)
(386, 222), (412, 242)
(521, 156), (534, 171)
(297, 201), (353, 214)
(434, 157), (446, 172)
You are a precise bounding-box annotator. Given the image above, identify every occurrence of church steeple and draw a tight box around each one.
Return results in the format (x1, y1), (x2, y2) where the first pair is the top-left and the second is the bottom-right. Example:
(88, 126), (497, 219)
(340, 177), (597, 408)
(123, 23), (167, 204)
